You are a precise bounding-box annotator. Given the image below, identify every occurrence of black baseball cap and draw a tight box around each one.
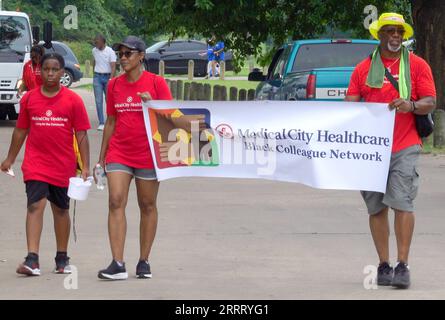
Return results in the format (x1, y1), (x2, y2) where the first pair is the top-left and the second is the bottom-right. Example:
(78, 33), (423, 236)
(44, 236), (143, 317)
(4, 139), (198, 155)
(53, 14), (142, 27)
(112, 36), (146, 52)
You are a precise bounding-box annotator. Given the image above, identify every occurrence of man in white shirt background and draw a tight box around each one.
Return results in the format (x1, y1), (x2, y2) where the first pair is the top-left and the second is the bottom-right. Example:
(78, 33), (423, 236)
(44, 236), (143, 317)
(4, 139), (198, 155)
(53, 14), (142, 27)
(92, 34), (117, 131)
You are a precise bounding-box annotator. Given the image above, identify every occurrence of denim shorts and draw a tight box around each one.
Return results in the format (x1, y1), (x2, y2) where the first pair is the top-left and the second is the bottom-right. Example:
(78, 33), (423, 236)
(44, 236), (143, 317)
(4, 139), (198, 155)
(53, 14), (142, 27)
(360, 144), (421, 214)
(105, 163), (157, 180)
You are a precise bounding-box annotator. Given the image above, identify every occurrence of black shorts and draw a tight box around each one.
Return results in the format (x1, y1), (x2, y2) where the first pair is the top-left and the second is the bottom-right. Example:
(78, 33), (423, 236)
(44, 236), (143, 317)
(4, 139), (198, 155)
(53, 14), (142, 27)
(25, 180), (70, 210)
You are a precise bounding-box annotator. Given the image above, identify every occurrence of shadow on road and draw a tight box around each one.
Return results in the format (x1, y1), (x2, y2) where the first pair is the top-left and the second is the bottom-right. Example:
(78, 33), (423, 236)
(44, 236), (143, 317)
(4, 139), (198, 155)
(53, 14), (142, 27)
(0, 120), (17, 128)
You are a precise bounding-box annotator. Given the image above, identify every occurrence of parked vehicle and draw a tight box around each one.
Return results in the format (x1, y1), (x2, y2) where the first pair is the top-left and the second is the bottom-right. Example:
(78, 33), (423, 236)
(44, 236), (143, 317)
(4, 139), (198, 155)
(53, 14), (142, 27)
(248, 39), (379, 101)
(39, 41), (83, 87)
(144, 39), (233, 77)
(0, 10), (32, 120)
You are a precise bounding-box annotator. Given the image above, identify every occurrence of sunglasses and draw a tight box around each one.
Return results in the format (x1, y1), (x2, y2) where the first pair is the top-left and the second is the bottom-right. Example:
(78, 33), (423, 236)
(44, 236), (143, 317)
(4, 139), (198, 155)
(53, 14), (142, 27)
(381, 27), (405, 36)
(118, 50), (140, 59)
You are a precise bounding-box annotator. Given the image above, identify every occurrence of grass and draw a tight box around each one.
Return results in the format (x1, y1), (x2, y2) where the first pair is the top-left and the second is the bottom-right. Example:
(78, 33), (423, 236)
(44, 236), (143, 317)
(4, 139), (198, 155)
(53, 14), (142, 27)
(79, 64), (87, 75)
(181, 79), (259, 91)
(78, 63), (259, 78)
(421, 140), (445, 155)
(74, 83), (93, 90)
(163, 65), (254, 77)
(74, 79), (259, 96)
(73, 79), (258, 92)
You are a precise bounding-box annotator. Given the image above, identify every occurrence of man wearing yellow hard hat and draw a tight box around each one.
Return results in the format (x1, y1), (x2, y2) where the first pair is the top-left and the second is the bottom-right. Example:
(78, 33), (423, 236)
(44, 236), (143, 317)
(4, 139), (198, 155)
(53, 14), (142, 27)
(346, 13), (437, 289)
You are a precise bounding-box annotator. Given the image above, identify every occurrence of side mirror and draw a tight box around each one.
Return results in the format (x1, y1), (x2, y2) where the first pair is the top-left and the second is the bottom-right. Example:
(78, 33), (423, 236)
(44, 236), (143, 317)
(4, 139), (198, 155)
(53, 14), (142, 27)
(158, 49), (165, 54)
(248, 68), (266, 81)
(42, 21), (53, 49)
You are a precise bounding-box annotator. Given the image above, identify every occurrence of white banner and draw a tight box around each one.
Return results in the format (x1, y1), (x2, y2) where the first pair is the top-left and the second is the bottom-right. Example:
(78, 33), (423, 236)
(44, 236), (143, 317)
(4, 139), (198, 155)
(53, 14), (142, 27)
(142, 100), (395, 192)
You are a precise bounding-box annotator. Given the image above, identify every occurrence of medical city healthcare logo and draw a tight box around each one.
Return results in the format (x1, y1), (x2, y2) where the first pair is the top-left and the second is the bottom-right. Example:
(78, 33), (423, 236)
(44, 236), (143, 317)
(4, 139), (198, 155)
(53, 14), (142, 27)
(215, 124), (234, 139)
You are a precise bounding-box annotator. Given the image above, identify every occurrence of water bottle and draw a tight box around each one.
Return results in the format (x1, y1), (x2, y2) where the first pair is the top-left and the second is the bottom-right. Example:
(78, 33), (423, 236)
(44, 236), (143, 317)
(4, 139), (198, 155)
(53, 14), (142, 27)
(94, 163), (106, 190)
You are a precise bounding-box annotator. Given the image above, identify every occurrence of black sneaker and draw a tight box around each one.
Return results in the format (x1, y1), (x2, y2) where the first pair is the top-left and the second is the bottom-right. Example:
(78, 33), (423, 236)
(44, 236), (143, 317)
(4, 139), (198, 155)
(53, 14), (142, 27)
(54, 254), (72, 274)
(136, 260), (152, 279)
(16, 254), (40, 276)
(377, 262), (393, 286)
(392, 262), (410, 289)
(98, 260), (128, 280)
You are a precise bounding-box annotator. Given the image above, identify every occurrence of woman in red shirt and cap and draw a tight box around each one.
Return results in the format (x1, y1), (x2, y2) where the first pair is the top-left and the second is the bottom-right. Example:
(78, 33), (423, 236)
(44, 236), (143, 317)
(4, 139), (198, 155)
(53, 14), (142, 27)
(97, 36), (173, 280)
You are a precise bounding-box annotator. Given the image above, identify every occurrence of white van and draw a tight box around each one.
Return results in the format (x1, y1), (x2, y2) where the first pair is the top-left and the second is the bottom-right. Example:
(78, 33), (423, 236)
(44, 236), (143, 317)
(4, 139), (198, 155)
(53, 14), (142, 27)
(0, 10), (32, 120)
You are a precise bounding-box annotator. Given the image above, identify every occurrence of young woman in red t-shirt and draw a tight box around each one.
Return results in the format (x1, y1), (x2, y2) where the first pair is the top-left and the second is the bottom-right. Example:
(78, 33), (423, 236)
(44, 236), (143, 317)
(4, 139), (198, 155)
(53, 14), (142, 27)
(1, 52), (91, 276)
(97, 36), (172, 280)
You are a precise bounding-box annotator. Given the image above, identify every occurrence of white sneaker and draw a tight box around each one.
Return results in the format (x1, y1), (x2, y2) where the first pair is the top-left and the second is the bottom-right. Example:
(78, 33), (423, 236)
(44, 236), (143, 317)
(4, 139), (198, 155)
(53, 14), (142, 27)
(97, 124), (104, 131)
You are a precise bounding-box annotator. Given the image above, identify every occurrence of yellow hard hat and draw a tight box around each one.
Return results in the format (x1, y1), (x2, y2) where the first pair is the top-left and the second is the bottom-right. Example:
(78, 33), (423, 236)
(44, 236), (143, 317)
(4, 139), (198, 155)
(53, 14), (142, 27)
(369, 12), (414, 40)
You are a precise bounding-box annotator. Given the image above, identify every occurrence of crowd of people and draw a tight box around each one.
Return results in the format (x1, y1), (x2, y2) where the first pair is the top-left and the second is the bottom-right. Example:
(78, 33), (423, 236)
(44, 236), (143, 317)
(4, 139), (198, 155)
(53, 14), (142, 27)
(1, 35), (172, 280)
(0, 12), (437, 289)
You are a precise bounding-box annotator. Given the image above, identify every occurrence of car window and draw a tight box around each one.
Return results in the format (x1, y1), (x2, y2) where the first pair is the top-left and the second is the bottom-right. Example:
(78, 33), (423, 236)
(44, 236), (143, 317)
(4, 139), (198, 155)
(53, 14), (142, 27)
(291, 43), (376, 72)
(270, 46), (292, 80)
(0, 16), (32, 53)
(185, 42), (207, 51)
(164, 42), (186, 52)
(146, 41), (167, 53)
(53, 43), (67, 56)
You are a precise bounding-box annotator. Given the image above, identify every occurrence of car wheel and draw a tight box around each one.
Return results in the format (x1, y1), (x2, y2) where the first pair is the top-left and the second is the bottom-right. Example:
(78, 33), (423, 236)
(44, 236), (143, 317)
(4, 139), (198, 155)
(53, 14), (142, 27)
(60, 70), (73, 87)
(6, 104), (18, 120)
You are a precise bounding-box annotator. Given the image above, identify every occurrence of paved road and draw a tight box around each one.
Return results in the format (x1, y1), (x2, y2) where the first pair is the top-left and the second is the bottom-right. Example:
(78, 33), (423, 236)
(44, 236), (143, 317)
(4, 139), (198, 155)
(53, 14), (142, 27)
(0, 88), (444, 299)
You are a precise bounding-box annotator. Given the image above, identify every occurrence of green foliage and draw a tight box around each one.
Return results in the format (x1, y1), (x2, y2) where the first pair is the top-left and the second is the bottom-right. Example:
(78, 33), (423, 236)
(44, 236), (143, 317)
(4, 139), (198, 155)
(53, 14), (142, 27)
(3, 0), (136, 43)
(139, 0), (411, 69)
(3, 0), (411, 70)
(65, 41), (93, 64)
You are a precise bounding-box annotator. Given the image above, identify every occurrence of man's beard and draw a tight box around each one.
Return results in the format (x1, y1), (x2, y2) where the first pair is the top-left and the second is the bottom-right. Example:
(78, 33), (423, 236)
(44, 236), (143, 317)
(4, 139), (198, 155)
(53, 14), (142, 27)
(388, 42), (402, 52)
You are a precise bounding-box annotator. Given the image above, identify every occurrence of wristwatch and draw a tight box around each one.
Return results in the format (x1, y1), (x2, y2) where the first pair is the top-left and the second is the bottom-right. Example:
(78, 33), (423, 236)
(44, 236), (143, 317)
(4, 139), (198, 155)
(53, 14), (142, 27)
(411, 101), (418, 113)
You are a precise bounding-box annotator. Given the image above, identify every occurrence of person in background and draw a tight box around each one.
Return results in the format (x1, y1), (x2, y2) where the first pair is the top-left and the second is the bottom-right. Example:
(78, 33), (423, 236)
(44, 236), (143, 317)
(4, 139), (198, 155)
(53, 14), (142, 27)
(92, 34), (117, 131)
(1, 52), (91, 276)
(18, 45), (44, 96)
(200, 37), (217, 78)
(211, 37), (225, 77)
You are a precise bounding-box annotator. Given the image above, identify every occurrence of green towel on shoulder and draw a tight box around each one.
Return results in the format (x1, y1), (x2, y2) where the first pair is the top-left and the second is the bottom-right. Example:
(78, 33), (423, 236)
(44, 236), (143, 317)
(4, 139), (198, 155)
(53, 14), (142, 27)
(366, 46), (411, 99)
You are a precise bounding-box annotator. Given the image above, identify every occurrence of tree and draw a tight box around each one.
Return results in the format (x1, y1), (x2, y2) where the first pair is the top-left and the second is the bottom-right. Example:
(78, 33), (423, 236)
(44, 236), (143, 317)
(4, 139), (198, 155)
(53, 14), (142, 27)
(139, 0), (409, 71)
(4, 0), (131, 43)
(412, 0), (444, 111)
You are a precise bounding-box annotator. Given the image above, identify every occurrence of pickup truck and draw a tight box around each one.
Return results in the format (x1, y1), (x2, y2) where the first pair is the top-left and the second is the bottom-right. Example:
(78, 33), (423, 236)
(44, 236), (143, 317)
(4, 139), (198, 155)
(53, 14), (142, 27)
(248, 39), (379, 101)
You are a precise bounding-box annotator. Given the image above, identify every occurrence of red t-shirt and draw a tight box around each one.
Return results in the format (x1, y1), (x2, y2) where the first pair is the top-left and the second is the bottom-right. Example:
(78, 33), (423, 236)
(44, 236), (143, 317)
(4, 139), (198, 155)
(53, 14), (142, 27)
(347, 52), (436, 152)
(106, 71), (172, 168)
(17, 86), (91, 187)
(22, 60), (43, 90)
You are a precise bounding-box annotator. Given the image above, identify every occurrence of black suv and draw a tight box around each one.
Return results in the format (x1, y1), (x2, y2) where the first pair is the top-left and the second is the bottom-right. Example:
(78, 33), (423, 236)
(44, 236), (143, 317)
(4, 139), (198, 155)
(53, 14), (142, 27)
(144, 40), (233, 77)
(39, 41), (83, 87)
